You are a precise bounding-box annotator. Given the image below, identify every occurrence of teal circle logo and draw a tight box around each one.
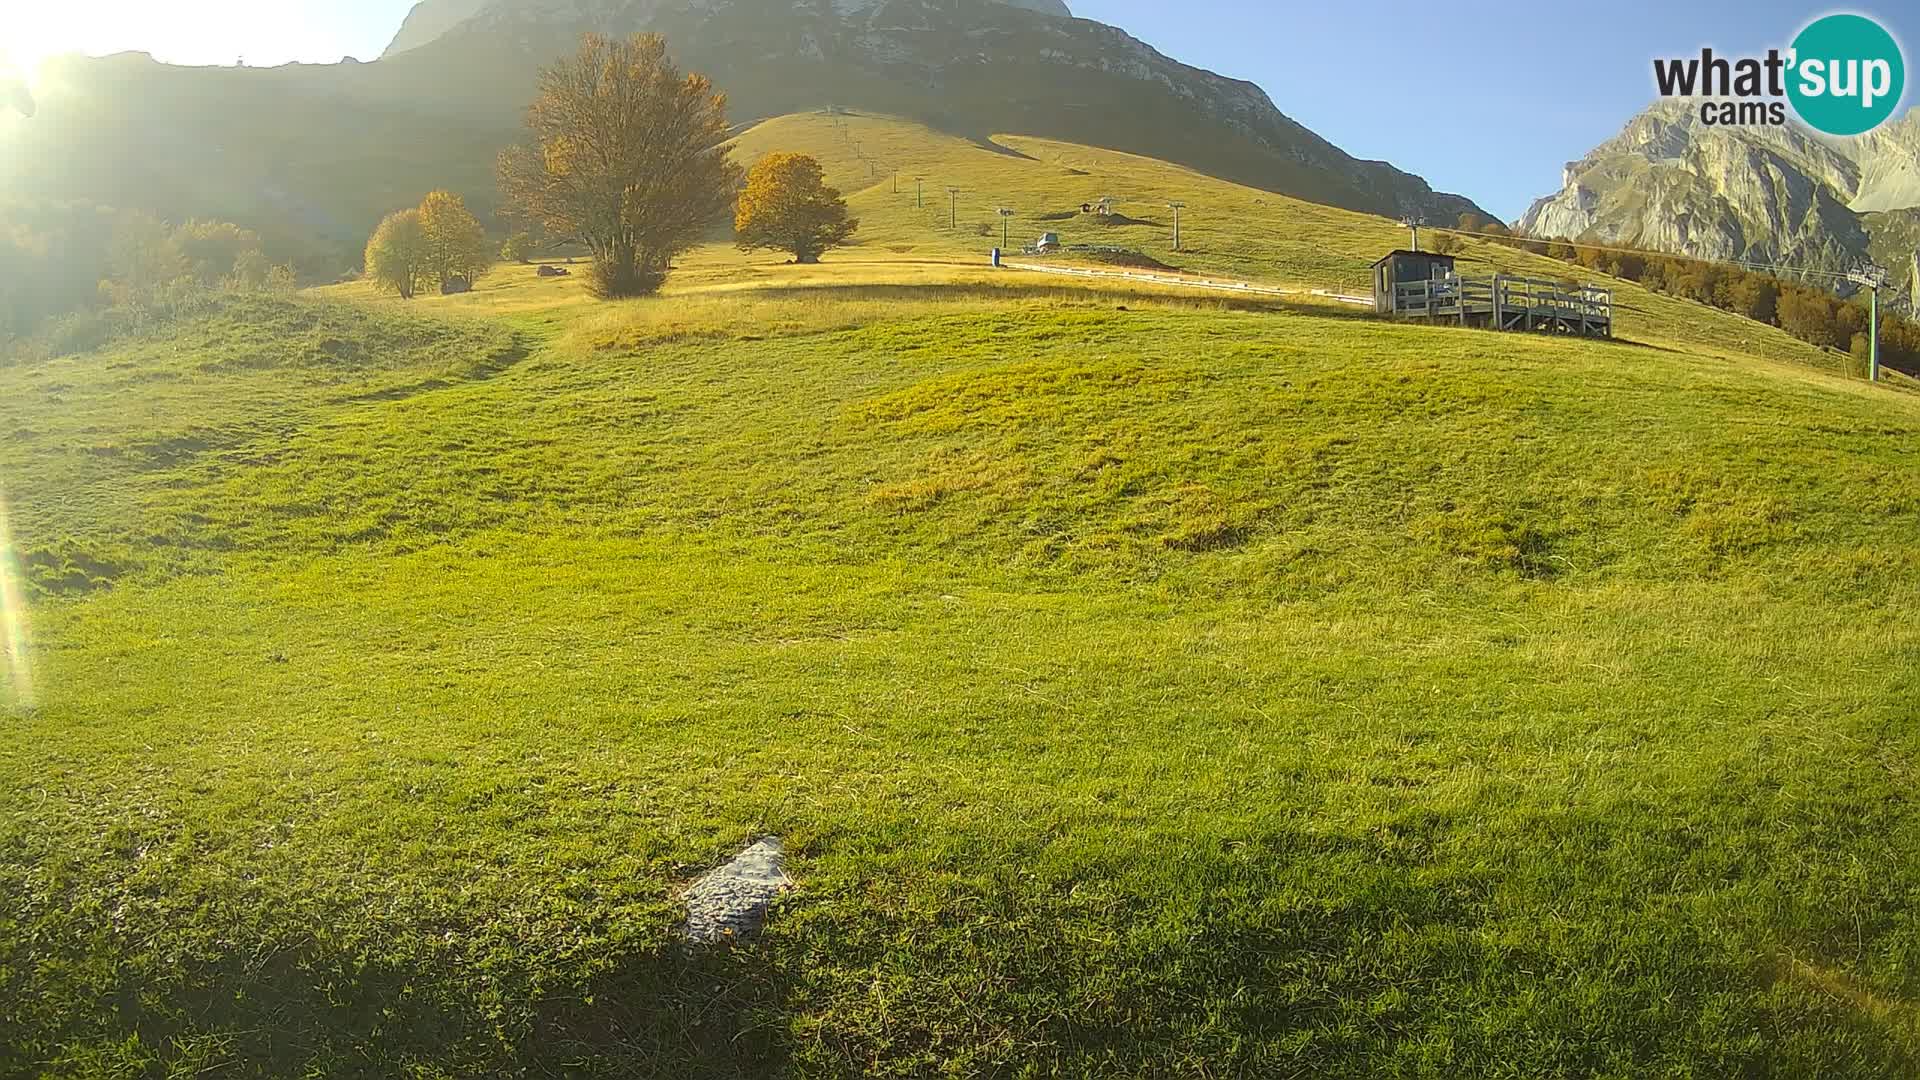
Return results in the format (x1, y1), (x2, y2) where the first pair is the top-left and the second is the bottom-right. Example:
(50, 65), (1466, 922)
(1788, 14), (1905, 136)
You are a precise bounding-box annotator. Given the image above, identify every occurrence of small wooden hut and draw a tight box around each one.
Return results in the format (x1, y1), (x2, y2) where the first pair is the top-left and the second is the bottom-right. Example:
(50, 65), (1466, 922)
(1371, 251), (1457, 314)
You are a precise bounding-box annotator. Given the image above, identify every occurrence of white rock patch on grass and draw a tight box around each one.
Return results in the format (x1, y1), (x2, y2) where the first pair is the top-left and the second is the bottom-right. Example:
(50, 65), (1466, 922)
(684, 837), (794, 944)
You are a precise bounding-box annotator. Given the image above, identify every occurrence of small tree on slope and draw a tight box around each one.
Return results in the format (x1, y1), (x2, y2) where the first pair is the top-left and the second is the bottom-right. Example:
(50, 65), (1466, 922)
(734, 153), (859, 264)
(365, 209), (429, 299)
(418, 190), (490, 289)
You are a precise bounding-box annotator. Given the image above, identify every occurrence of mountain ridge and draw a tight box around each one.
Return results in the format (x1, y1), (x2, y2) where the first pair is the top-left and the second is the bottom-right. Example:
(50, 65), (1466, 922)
(1518, 101), (1920, 282)
(383, 0), (491, 57)
(380, 0), (1489, 227)
(382, 0), (1077, 58)
(2, 0), (1486, 272)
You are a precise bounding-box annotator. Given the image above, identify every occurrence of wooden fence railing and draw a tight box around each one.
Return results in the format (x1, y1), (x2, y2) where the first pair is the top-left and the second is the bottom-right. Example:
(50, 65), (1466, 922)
(1391, 274), (1612, 338)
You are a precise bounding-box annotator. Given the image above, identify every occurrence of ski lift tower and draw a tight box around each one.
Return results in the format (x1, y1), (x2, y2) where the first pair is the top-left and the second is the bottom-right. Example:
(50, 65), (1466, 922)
(1848, 264), (1888, 383)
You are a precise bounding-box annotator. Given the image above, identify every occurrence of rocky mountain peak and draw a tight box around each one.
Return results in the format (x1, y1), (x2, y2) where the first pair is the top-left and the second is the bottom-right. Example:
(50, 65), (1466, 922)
(384, 0), (491, 57)
(384, 0), (1073, 58)
(367, 0), (1483, 224)
(1519, 103), (1920, 276)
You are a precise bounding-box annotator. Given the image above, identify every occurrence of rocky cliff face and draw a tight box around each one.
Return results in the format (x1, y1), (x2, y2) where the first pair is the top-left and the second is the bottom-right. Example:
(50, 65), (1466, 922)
(386, 0), (1071, 55)
(383, 0), (492, 57)
(1852, 111), (1920, 213)
(1519, 101), (1920, 276)
(381, 0), (1481, 223)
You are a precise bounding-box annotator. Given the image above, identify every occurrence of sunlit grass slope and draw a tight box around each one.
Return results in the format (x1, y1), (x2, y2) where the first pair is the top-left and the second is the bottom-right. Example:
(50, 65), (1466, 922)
(3, 261), (1919, 1077)
(729, 111), (1901, 380)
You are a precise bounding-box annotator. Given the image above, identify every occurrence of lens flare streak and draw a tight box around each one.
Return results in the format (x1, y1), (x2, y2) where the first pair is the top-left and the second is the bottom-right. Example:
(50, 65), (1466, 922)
(0, 486), (31, 709)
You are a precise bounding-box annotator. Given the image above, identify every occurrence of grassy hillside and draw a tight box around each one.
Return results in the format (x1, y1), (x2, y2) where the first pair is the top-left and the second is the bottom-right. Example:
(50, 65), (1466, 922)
(729, 113), (1903, 379)
(4, 123), (1920, 1076)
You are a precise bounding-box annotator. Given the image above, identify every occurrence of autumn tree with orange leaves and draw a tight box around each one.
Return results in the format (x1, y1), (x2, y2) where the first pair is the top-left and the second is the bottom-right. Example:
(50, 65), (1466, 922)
(734, 153), (859, 264)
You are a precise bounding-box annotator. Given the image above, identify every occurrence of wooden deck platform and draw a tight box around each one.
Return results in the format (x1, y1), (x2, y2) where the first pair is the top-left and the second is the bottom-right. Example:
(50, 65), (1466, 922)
(1390, 274), (1612, 338)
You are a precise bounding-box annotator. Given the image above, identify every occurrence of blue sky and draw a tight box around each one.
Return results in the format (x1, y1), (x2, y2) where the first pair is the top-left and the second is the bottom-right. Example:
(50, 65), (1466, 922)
(1070, 1), (1919, 219)
(5, 1), (1915, 221)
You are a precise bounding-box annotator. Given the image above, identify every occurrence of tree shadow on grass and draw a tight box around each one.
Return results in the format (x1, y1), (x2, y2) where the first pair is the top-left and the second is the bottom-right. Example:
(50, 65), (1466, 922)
(7, 927), (799, 1079)
(530, 940), (796, 1078)
(13, 807), (1920, 1076)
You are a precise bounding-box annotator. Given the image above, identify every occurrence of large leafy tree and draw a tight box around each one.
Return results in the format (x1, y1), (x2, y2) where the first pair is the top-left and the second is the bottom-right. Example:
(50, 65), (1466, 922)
(497, 33), (740, 299)
(364, 209), (429, 299)
(418, 190), (490, 289)
(734, 153), (859, 264)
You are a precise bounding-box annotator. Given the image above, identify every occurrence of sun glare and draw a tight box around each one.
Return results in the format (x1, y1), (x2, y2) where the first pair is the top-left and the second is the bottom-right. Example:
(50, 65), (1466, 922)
(0, 486), (31, 710)
(2, 9), (67, 91)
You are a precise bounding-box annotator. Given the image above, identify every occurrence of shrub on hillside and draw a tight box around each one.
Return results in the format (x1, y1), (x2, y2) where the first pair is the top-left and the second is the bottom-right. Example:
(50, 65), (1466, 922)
(2, 203), (298, 354)
(40, 309), (119, 357)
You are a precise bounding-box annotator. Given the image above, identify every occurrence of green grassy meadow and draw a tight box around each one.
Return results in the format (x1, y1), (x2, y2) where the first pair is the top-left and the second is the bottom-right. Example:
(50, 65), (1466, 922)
(4, 119), (1920, 1077)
